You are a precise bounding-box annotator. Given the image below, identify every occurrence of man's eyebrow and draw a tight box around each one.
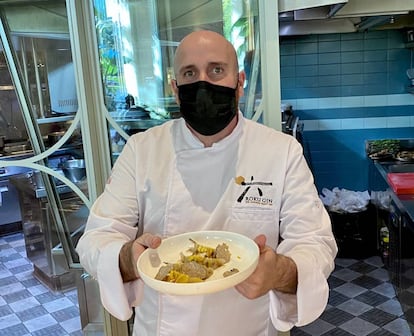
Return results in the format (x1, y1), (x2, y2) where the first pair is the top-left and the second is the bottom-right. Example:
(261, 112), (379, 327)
(209, 61), (229, 67)
(178, 64), (196, 73)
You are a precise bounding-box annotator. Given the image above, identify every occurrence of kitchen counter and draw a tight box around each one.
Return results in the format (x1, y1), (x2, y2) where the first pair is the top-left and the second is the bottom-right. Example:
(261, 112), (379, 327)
(9, 173), (74, 198)
(374, 161), (414, 224)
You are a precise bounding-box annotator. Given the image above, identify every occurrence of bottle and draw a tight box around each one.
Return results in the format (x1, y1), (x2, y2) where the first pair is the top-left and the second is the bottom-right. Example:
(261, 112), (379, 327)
(380, 226), (389, 267)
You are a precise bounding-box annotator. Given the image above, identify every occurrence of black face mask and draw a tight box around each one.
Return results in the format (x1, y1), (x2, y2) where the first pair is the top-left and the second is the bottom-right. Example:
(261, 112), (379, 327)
(177, 81), (238, 136)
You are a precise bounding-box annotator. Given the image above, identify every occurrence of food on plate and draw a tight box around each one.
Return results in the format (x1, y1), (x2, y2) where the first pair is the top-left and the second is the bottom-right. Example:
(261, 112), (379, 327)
(223, 268), (239, 277)
(154, 239), (232, 283)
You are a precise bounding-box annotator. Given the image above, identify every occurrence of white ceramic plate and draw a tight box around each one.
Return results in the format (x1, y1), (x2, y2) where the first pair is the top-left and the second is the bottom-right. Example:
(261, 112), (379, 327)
(137, 231), (259, 296)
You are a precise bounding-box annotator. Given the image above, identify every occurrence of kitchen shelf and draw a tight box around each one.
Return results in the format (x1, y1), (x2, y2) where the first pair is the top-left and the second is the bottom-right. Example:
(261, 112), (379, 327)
(0, 85), (14, 91)
(37, 115), (75, 124)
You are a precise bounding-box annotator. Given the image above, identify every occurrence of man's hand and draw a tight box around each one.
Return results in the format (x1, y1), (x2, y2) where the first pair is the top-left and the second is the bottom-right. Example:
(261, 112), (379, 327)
(235, 234), (298, 299)
(119, 233), (162, 282)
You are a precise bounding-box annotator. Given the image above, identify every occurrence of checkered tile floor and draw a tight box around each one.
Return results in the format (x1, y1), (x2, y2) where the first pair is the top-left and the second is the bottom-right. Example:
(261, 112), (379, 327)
(0, 232), (81, 336)
(291, 257), (412, 336)
(1, 232), (412, 335)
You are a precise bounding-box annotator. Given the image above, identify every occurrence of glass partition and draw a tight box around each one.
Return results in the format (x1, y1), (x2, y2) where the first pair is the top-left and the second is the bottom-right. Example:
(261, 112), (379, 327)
(0, 1), (89, 291)
(93, 0), (262, 163)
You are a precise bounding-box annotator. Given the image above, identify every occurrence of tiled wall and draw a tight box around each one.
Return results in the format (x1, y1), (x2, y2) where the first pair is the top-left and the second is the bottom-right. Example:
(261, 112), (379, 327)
(280, 30), (414, 192)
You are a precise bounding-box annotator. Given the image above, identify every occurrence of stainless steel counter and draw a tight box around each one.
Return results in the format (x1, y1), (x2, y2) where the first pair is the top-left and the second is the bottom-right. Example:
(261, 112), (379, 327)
(9, 174), (87, 291)
(10, 173), (73, 198)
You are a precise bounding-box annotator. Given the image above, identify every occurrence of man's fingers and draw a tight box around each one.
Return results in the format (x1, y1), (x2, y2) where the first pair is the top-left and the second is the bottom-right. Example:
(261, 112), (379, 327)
(135, 233), (162, 249)
(254, 234), (266, 252)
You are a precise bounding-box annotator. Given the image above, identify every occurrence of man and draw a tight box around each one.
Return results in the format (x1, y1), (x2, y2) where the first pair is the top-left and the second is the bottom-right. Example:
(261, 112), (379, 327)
(76, 30), (337, 335)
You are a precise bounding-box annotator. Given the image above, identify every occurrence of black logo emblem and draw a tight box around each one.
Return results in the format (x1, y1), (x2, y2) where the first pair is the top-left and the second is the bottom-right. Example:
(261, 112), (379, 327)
(235, 176), (272, 203)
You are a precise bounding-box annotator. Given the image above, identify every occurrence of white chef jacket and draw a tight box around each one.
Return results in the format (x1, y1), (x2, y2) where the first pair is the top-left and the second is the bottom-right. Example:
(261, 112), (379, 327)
(76, 112), (337, 336)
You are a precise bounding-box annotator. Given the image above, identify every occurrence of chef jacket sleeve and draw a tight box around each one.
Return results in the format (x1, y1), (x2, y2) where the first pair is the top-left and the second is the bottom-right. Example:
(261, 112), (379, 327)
(76, 138), (145, 321)
(268, 138), (338, 331)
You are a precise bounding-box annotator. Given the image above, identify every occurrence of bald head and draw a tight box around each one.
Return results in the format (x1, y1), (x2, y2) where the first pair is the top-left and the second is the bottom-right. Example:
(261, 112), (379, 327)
(173, 30), (239, 86)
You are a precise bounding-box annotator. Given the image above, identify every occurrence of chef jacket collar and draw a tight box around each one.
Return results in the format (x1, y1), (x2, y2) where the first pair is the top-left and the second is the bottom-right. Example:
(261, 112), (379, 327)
(177, 111), (244, 150)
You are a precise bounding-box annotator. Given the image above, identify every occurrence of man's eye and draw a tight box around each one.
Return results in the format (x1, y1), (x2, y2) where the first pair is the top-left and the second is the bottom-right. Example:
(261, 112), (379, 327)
(212, 67), (224, 74)
(183, 70), (194, 78)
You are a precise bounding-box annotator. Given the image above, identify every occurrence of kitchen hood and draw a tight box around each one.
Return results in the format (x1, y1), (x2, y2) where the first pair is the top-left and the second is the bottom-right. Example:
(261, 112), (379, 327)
(279, 0), (414, 36)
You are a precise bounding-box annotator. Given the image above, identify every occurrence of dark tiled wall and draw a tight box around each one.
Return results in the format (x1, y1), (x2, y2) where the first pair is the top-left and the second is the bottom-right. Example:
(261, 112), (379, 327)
(279, 30), (414, 192)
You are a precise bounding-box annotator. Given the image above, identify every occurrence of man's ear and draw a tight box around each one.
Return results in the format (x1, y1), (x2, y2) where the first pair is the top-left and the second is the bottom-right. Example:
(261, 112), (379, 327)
(238, 71), (246, 97)
(171, 79), (180, 105)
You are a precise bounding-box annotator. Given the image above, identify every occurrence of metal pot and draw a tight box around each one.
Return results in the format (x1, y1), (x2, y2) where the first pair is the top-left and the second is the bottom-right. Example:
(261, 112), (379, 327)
(48, 131), (65, 146)
(62, 159), (86, 183)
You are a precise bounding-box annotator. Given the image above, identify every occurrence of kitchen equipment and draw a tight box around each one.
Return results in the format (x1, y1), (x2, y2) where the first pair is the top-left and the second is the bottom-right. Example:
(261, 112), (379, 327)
(387, 173), (414, 194)
(61, 159), (86, 183)
(48, 131), (66, 146)
(0, 166), (31, 235)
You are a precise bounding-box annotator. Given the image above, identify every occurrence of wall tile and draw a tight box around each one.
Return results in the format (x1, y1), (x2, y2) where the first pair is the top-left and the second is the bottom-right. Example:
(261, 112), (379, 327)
(280, 77), (296, 89)
(319, 119), (341, 130)
(341, 96), (364, 108)
(364, 50), (387, 62)
(341, 118), (364, 129)
(363, 117), (386, 129)
(319, 64), (340, 75)
(340, 51), (364, 63)
(296, 76), (319, 88)
(363, 73), (387, 85)
(386, 116), (408, 127)
(364, 95), (387, 107)
(296, 42), (318, 54)
(319, 75), (340, 87)
(303, 120), (319, 131)
(319, 41), (341, 53)
(364, 61), (387, 73)
(318, 97), (339, 109)
(388, 48), (409, 61)
(388, 94), (414, 105)
(314, 86), (342, 98)
(341, 74), (364, 86)
(365, 38), (387, 51)
(341, 85), (366, 97)
(364, 31), (387, 39)
(280, 55), (295, 66)
(280, 66), (296, 78)
(341, 63), (363, 74)
(281, 88), (297, 100)
(295, 65), (318, 77)
(296, 98), (318, 110)
(296, 54), (318, 66)
(318, 52), (341, 64)
(363, 85), (389, 96)
(319, 34), (341, 41)
(341, 40), (364, 52)
(280, 44), (296, 56)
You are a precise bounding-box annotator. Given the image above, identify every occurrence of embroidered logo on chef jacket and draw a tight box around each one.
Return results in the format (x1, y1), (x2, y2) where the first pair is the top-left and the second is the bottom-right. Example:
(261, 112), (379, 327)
(235, 176), (273, 205)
